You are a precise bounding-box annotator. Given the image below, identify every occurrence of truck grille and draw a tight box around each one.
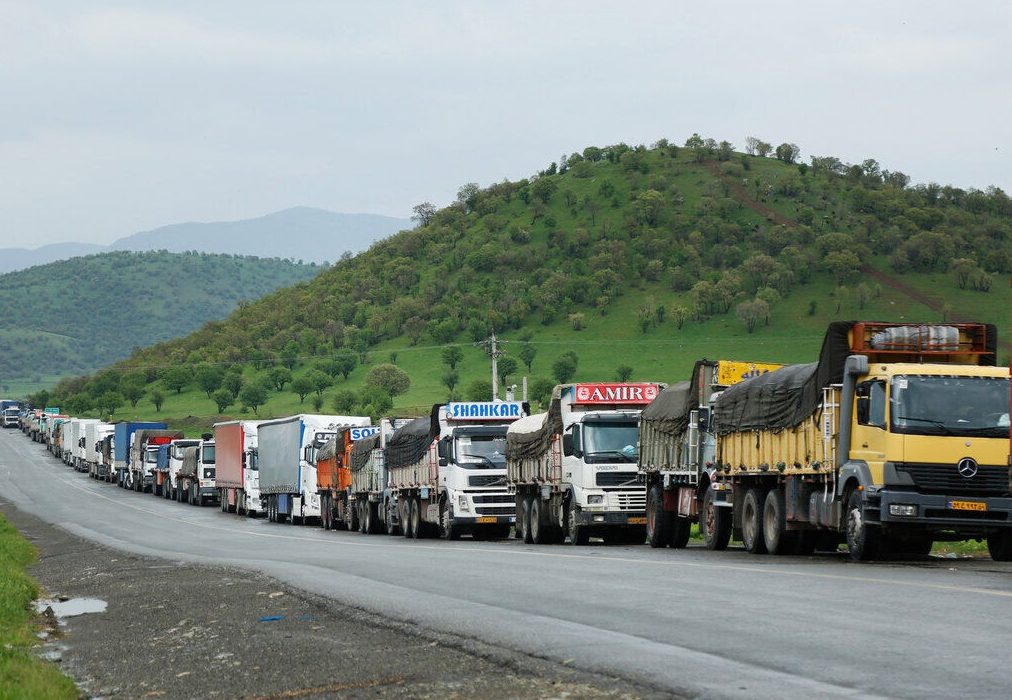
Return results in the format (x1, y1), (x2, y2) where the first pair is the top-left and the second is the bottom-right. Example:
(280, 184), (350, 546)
(596, 471), (639, 487)
(614, 491), (646, 511)
(896, 463), (1009, 496)
(472, 494), (512, 504)
(469, 474), (507, 487)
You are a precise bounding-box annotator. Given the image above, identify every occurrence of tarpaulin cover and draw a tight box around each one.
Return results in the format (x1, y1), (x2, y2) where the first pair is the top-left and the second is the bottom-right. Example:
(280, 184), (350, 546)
(316, 436), (338, 463)
(712, 322), (855, 435)
(178, 446), (200, 478)
(350, 433), (380, 473)
(505, 401), (563, 461)
(639, 361), (713, 437)
(385, 406), (440, 470)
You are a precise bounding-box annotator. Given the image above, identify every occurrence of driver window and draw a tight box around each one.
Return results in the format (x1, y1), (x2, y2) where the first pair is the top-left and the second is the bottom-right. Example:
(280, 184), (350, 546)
(856, 380), (886, 428)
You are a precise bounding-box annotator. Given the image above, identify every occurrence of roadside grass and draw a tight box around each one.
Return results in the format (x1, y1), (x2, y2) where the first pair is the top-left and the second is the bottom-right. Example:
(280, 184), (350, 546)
(0, 514), (78, 700)
(931, 539), (991, 558)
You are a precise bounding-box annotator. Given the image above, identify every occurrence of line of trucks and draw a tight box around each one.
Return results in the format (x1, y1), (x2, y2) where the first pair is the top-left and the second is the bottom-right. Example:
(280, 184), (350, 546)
(10, 321), (1012, 561)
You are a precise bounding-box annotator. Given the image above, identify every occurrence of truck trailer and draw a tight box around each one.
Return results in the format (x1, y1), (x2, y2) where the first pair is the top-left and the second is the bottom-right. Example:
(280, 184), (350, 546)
(507, 383), (662, 545)
(349, 418), (416, 535)
(113, 422), (166, 485)
(129, 429), (183, 493)
(316, 425), (380, 531)
(388, 402), (525, 540)
(710, 321), (1012, 561)
(258, 414), (370, 524)
(177, 438), (217, 505)
(213, 421), (264, 515)
(84, 422), (115, 477)
(638, 360), (781, 549)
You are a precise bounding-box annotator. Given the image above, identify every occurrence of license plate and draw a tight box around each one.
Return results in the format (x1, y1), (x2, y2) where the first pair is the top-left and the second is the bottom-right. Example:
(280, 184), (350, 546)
(627, 516), (647, 525)
(476, 516), (497, 524)
(949, 500), (987, 512)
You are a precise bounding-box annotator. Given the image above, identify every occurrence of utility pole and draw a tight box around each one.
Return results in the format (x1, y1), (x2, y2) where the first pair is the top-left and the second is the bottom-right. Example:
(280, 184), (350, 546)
(476, 332), (504, 400)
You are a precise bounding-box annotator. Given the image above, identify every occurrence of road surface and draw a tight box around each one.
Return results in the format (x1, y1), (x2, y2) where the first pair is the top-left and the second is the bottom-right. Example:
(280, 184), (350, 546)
(2, 429), (1010, 699)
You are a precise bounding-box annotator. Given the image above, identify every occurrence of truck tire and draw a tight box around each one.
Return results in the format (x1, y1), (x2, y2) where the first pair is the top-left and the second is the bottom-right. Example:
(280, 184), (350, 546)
(987, 532), (1012, 561)
(321, 495), (331, 530)
(763, 488), (796, 555)
(567, 499), (589, 546)
(364, 502), (377, 535)
(517, 497), (530, 543)
(741, 487), (768, 554)
(409, 498), (422, 539)
(384, 501), (399, 536)
(845, 489), (880, 561)
(670, 518), (691, 549)
(439, 499), (458, 540)
(530, 498), (546, 544)
(700, 486), (732, 551)
(646, 484), (671, 548)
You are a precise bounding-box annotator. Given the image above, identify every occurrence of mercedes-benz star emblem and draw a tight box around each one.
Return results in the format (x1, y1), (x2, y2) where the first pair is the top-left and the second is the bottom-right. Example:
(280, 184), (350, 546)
(957, 458), (978, 479)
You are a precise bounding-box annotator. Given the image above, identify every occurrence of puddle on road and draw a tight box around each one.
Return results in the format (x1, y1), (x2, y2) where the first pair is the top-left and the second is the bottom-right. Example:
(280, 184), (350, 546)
(35, 597), (108, 621)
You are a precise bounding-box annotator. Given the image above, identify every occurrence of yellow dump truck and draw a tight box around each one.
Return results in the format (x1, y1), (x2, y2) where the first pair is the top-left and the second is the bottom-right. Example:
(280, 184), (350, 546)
(711, 321), (1012, 561)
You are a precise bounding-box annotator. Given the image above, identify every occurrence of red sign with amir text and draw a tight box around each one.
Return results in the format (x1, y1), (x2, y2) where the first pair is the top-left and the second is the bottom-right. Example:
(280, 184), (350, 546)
(572, 383), (659, 405)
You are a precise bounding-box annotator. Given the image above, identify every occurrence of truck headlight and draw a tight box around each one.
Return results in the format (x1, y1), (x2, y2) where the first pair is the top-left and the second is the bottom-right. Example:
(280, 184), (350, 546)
(458, 494), (469, 511)
(587, 494), (604, 505)
(889, 504), (917, 517)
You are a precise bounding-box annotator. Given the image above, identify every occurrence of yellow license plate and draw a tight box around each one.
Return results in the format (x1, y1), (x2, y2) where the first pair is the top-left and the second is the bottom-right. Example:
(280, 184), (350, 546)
(627, 516), (647, 525)
(949, 500), (987, 512)
(476, 516), (497, 524)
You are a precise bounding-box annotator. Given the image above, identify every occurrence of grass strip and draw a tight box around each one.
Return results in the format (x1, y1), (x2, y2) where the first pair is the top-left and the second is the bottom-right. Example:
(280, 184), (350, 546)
(0, 513), (78, 700)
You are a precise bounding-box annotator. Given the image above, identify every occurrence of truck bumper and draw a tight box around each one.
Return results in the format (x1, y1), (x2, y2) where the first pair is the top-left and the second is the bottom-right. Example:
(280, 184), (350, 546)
(199, 487), (217, 498)
(574, 510), (647, 527)
(872, 490), (1012, 532)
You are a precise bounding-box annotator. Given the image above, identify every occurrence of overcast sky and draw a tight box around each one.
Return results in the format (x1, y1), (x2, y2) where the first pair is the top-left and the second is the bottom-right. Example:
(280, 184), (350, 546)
(2, 1), (1010, 247)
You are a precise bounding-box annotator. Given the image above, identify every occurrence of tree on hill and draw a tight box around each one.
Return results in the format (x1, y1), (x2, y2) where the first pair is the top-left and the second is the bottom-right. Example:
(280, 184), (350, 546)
(290, 375), (314, 403)
(195, 363), (224, 398)
(442, 369), (459, 393)
(212, 388), (233, 413)
(441, 346), (463, 371)
(161, 366), (191, 394)
(552, 352), (579, 384)
(150, 390), (165, 412)
(268, 367), (293, 391)
(332, 390), (358, 414)
(412, 202), (436, 226)
(306, 370), (331, 397)
(239, 382), (269, 415)
(365, 364), (411, 397)
(222, 371), (243, 401)
(496, 355), (518, 385)
(121, 377), (146, 407)
(97, 391), (123, 415)
(518, 343), (536, 372)
(615, 365), (634, 381)
(466, 379), (492, 401)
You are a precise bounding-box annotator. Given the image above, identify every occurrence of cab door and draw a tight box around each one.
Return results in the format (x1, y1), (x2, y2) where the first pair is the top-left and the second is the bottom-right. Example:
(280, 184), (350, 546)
(850, 379), (888, 485)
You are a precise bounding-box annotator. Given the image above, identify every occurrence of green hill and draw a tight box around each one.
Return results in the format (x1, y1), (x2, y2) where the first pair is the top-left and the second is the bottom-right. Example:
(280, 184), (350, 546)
(0, 250), (322, 387)
(34, 137), (1012, 429)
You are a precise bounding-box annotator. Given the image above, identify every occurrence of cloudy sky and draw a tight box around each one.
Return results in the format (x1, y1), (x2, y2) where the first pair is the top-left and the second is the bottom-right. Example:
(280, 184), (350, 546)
(2, 1), (1009, 247)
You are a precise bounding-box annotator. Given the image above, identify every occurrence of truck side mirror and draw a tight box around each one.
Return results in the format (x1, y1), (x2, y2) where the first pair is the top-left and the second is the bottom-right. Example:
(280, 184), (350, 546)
(303, 445), (313, 464)
(437, 436), (450, 466)
(562, 433), (573, 457)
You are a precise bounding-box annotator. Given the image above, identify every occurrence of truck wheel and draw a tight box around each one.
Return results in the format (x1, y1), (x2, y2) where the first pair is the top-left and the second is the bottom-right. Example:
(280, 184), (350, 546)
(530, 498), (545, 544)
(567, 499), (589, 546)
(349, 500), (359, 532)
(646, 485), (671, 548)
(439, 499), (458, 540)
(409, 498), (422, 539)
(700, 486), (732, 551)
(670, 518), (691, 549)
(267, 496), (276, 523)
(763, 488), (796, 555)
(322, 495), (331, 530)
(364, 502), (376, 535)
(741, 488), (768, 554)
(845, 489), (880, 561)
(987, 532), (1012, 561)
(385, 501), (400, 536)
(517, 497), (529, 542)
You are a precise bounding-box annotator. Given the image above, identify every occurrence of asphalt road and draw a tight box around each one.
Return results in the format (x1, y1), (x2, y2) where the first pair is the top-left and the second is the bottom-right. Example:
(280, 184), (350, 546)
(3, 429), (1011, 699)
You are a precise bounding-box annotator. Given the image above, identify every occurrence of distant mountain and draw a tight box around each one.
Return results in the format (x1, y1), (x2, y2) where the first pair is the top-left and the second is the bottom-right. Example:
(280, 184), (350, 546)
(0, 250), (322, 381)
(109, 207), (410, 262)
(0, 207), (411, 274)
(0, 242), (106, 274)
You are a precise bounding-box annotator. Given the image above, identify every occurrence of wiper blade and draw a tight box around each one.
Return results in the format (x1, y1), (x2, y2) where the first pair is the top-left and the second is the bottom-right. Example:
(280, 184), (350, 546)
(894, 416), (953, 435)
(587, 450), (637, 463)
(459, 453), (502, 468)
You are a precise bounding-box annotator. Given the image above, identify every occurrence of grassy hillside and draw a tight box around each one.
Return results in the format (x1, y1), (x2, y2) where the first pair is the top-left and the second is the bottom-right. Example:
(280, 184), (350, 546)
(34, 137), (1012, 429)
(0, 251), (322, 386)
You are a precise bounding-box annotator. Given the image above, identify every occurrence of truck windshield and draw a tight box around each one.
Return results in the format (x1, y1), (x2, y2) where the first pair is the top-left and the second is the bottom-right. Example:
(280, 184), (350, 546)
(891, 375), (1010, 437)
(145, 450), (158, 463)
(456, 435), (507, 469)
(583, 422), (639, 463)
(202, 445), (216, 463)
